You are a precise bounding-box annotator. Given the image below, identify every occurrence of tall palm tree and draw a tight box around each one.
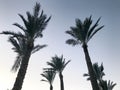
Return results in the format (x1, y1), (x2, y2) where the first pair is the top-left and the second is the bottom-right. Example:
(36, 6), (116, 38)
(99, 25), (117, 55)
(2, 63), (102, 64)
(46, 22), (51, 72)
(66, 16), (104, 90)
(47, 55), (71, 90)
(41, 69), (56, 90)
(1, 3), (51, 90)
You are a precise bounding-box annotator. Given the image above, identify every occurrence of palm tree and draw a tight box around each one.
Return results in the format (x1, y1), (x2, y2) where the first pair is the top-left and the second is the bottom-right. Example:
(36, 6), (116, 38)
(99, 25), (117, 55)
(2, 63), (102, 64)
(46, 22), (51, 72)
(1, 3), (51, 90)
(47, 55), (71, 90)
(41, 69), (56, 90)
(66, 16), (104, 90)
(84, 63), (116, 90)
(83, 62), (105, 82)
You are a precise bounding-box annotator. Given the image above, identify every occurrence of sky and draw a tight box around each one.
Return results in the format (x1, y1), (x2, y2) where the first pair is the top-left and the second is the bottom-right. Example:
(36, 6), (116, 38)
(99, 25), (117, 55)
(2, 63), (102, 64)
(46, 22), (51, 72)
(0, 0), (120, 90)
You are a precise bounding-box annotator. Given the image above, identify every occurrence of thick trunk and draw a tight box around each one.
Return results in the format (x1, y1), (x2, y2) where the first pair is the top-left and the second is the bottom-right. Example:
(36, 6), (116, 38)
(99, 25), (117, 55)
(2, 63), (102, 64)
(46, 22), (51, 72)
(59, 72), (64, 90)
(12, 50), (31, 90)
(50, 84), (53, 90)
(82, 44), (99, 90)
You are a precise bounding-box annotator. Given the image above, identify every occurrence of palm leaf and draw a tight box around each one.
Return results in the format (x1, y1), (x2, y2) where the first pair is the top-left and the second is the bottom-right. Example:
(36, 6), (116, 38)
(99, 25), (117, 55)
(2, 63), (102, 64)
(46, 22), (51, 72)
(32, 44), (47, 54)
(87, 25), (104, 42)
(13, 23), (26, 33)
(11, 55), (23, 72)
(18, 14), (28, 29)
(66, 39), (80, 46)
(34, 3), (40, 17)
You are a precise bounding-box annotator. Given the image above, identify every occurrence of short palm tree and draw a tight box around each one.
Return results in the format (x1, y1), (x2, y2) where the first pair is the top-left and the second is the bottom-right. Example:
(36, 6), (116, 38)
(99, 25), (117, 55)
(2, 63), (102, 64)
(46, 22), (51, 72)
(66, 16), (104, 90)
(83, 62), (105, 82)
(47, 55), (71, 90)
(84, 63), (116, 90)
(1, 3), (51, 90)
(41, 69), (56, 90)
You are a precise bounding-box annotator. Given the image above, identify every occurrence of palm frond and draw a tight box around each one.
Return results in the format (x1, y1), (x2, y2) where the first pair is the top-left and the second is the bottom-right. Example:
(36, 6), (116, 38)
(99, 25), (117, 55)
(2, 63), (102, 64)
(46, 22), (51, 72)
(32, 44), (47, 54)
(83, 73), (90, 77)
(87, 25), (104, 42)
(62, 60), (71, 71)
(47, 62), (56, 69)
(75, 18), (83, 30)
(8, 37), (20, 52)
(107, 80), (117, 90)
(41, 79), (48, 82)
(66, 30), (77, 39)
(13, 23), (26, 33)
(34, 3), (40, 17)
(1, 31), (24, 38)
(11, 55), (23, 72)
(18, 14), (28, 29)
(66, 39), (80, 46)
(87, 17), (101, 38)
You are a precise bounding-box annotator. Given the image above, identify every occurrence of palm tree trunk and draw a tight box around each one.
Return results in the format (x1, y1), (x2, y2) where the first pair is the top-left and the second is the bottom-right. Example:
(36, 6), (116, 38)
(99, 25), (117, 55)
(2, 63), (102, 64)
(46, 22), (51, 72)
(59, 72), (64, 90)
(82, 43), (99, 90)
(50, 84), (53, 90)
(12, 51), (31, 90)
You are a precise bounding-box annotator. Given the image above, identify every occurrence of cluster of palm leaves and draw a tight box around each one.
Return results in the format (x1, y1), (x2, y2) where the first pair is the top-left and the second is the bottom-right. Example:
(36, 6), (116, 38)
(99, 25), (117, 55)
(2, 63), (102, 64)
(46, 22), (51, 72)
(41, 55), (71, 90)
(1, 2), (117, 90)
(83, 63), (116, 90)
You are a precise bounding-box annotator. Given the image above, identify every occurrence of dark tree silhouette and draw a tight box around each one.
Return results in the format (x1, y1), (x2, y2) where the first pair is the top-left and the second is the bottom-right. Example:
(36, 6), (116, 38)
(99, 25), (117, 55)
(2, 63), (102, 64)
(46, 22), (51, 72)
(1, 3), (51, 90)
(66, 16), (104, 90)
(41, 69), (56, 90)
(84, 62), (116, 90)
(83, 62), (105, 82)
(47, 55), (71, 90)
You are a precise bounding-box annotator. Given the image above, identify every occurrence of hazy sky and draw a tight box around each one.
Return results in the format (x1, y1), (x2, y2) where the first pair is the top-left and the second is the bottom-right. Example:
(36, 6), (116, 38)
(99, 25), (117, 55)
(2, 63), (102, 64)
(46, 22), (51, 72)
(0, 0), (120, 90)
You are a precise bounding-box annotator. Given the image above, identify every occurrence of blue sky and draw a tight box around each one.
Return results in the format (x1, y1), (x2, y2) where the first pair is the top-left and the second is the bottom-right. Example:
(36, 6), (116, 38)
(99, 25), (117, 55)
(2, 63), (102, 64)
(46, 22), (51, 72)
(0, 0), (120, 90)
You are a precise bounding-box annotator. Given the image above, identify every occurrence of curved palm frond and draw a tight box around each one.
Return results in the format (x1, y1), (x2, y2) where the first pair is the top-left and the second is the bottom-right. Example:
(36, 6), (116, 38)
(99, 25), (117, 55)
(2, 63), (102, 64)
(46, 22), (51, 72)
(1, 31), (24, 38)
(31, 44), (47, 54)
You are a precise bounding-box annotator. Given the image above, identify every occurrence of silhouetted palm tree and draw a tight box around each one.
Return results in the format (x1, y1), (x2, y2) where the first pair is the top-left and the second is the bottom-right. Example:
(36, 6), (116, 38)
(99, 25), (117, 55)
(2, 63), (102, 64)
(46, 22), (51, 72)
(1, 3), (51, 90)
(84, 63), (116, 90)
(47, 55), (71, 90)
(41, 69), (56, 90)
(83, 62), (105, 82)
(66, 16), (104, 90)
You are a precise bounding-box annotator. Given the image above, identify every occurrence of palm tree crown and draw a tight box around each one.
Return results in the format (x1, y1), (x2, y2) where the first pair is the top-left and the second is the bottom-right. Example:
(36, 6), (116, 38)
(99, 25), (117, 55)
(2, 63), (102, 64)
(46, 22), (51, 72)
(14, 3), (51, 41)
(41, 69), (56, 85)
(1, 3), (51, 72)
(47, 55), (71, 73)
(66, 16), (104, 46)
